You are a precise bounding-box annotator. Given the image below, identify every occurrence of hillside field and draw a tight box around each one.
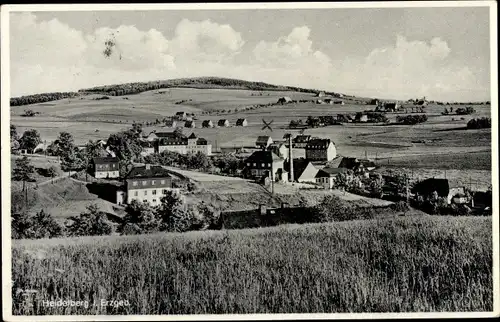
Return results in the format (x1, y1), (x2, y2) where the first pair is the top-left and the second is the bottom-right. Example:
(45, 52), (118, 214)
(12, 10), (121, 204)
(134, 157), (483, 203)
(11, 215), (492, 314)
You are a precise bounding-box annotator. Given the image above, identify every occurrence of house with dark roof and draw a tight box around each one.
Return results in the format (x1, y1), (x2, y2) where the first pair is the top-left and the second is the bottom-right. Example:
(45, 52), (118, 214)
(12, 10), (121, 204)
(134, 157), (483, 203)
(236, 118), (248, 127)
(164, 119), (177, 128)
(268, 141), (289, 160)
(384, 102), (399, 112)
(305, 138), (337, 162)
(202, 120), (214, 128)
(124, 164), (177, 206)
(184, 120), (195, 128)
(293, 135), (311, 148)
(315, 167), (350, 189)
(218, 119), (230, 127)
(277, 96), (293, 104)
(140, 140), (155, 156)
(256, 136), (273, 149)
(244, 151), (287, 182)
(338, 157), (376, 174)
(175, 111), (188, 120)
(284, 158), (319, 183)
(92, 157), (120, 179)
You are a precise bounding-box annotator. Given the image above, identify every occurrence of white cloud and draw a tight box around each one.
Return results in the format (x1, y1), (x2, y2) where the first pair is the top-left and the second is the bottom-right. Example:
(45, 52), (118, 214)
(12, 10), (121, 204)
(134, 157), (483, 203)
(9, 13), (488, 102)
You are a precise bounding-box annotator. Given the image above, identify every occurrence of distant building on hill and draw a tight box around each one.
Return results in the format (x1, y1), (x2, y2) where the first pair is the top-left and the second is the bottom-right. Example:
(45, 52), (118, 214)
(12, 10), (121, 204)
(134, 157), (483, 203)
(92, 157), (120, 179)
(218, 119), (230, 127)
(256, 135), (273, 149)
(175, 111), (188, 120)
(305, 138), (337, 162)
(315, 167), (350, 189)
(236, 118), (248, 126)
(277, 96), (293, 104)
(184, 120), (195, 128)
(164, 119), (177, 128)
(122, 164), (178, 206)
(293, 135), (312, 148)
(202, 120), (214, 128)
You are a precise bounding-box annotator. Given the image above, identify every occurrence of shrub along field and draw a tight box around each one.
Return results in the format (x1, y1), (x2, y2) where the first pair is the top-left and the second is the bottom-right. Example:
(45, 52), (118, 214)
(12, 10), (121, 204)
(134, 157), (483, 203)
(12, 215), (492, 315)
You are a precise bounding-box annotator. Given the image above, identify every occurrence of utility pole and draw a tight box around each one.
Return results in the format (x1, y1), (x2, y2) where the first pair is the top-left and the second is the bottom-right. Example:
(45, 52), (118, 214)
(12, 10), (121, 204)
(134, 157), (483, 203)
(365, 150), (368, 160)
(406, 177), (410, 203)
(288, 134), (294, 183)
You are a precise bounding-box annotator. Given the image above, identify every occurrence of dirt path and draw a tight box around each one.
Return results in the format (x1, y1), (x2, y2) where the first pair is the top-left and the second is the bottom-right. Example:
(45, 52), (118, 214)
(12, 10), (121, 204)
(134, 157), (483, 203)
(36, 172), (71, 187)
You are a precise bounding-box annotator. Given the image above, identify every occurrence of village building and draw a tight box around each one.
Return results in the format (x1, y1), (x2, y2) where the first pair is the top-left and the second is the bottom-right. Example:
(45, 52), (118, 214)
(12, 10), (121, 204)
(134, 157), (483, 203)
(384, 102), (399, 112)
(175, 111), (188, 120)
(244, 151), (287, 182)
(411, 178), (469, 205)
(256, 135), (274, 149)
(121, 164), (178, 206)
(277, 96), (293, 104)
(333, 100), (345, 105)
(164, 119), (177, 128)
(184, 120), (196, 128)
(140, 141), (155, 156)
(268, 141), (289, 160)
(236, 118), (248, 127)
(355, 113), (369, 123)
(316, 91), (326, 97)
(156, 132), (212, 155)
(202, 120), (214, 128)
(285, 158), (319, 183)
(218, 119), (230, 127)
(92, 157), (120, 179)
(338, 157), (376, 175)
(315, 167), (350, 189)
(305, 138), (337, 162)
(292, 135), (311, 148)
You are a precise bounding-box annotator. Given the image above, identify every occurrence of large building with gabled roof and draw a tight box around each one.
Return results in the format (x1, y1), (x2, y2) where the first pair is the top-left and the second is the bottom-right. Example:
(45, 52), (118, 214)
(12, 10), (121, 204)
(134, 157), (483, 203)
(244, 150), (287, 182)
(305, 138), (337, 162)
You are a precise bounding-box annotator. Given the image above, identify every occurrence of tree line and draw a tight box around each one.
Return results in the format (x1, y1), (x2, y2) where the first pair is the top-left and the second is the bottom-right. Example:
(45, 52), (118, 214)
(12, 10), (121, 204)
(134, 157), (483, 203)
(10, 92), (80, 106)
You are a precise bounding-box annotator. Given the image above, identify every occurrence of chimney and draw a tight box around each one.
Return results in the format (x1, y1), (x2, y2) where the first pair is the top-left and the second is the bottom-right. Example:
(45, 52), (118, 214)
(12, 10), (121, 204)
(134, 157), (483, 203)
(288, 135), (294, 182)
(145, 164), (151, 170)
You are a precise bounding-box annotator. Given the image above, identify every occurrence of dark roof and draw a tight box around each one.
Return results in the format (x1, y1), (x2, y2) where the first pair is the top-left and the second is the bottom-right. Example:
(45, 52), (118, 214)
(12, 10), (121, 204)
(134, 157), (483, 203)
(306, 139), (333, 149)
(154, 132), (177, 138)
(384, 102), (398, 108)
(127, 165), (172, 179)
(176, 111), (186, 115)
(293, 135), (311, 143)
(284, 158), (311, 179)
(412, 178), (450, 197)
(188, 133), (197, 139)
(246, 151), (282, 164)
(184, 121), (195, 127)
(339, 157), (359, 169)
(218, 119), (229, 125)
(92, 157), (119, 164)
(164, 119), (176, 125)
(202, 120), (213, 125)
(236, 118), (247, 125)
(315, 167), (348, 178)
(256, 135), (272, 145)
(140, 141), (154, 148)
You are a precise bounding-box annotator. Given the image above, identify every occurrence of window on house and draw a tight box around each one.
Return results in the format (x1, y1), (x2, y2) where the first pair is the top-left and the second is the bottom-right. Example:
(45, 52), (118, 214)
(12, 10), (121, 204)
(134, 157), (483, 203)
(153, 199), (157, 203)
(268, 163), (272, 167)
(132, 181), (137, 186)
(144, 191), (147, 195)
(152, 190), (157, 195)
(134, 191), (138, 196)
(247, 163), (250, 166)
(162, 189), (167, 194)
(262, 163), (265, 167)
(143, 199), (147, 203)
(253, 163), (256, 166)
(161, 180), (165, 184)
(142, 181), (147, 186)
(151, 180), (155, 185)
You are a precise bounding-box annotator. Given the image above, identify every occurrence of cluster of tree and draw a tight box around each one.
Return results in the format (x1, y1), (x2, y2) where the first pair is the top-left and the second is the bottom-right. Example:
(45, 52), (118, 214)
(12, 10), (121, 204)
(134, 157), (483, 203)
(11, 126), (41, 154)
(467, 117), (491, 129)
(442, 106), (455, 115)
(21, 109), (40, 117)
(396, 114), (428, 125)
(10, 92), (80, 106)
(455, 106), (476, 115)
(365, 111), (388, 123)
(304, 115), (342, 128)
(289, 119), (305, 128)
(46, 132), (87, 172)
(120, 192), (220, 235)
(211, 153), (246, 176)
(143, 150), (212, 172)
(306, 195), (377, 222)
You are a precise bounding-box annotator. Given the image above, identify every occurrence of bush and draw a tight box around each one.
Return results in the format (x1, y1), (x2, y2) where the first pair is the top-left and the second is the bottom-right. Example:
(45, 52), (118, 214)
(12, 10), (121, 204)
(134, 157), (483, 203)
(66, 204), (113, 237)
(12, 210), (64, 239)
(390, 201), (410, 212)
(467, 117), (491, 129)
(311, 195), (374, 222)
(455, 106), (475, 115)
(396, 114), (428, 125)
(120, 200), (160, 234)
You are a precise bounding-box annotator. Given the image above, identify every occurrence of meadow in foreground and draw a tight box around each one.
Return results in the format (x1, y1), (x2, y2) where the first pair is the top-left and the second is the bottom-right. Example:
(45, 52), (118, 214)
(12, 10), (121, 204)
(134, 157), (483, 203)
(12, 216), (492, 315)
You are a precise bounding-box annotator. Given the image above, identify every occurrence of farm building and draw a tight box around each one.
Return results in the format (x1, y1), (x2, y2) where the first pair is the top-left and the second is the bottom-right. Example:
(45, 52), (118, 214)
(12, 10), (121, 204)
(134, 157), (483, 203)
(292, 135), (311, 148)
(175, 111), (188, 120)
(268, 142), (289, 160)
(315, 167), (350, 189)
(384, 102), (399, 112)
(164, 119), (177, 128)
(202, 120), (214, 128)
(244, 151), (287, 183)
(154, 132), (212, 155)
(92, 157), (120, 179)
(305, 138), (337, 162)
(285, 158), (319, 183)
(218, 119), (230, 127)
(277, 96), (293, 104)
(472, 191), (492, 209)
(122, 164), (179, 206)
(316, 91), (326, 97)
(256, 136), (274, 149)
(184, 120), (196, 128)
(236, 118), (248, 127)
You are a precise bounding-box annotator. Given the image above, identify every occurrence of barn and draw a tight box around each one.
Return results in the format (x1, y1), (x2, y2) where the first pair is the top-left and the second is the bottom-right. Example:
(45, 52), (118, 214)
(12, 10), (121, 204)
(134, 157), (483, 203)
(202, 120), (214, 128)
(236, 118), (248, 127)
(218, 119), (230, 127)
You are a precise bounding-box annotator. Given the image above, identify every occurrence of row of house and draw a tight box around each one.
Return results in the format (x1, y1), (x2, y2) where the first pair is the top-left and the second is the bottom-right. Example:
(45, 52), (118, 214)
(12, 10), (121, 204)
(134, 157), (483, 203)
(164, 118), (248, 128)
(256, 135), (337, 162)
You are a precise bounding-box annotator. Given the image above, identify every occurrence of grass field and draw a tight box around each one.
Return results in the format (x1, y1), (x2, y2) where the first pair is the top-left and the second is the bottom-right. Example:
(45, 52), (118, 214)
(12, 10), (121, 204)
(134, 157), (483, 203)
(11, 215), (492, 314)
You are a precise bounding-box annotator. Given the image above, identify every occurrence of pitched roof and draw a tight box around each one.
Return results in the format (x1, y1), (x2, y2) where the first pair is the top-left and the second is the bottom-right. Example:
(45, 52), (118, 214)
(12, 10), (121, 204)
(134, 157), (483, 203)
(196, 138), (208, 145)
(256, 135), (272, 145)
(127, 165), (172, 179)
(140, 141), (154, 148)
(218, 119), (229, 125)
(176, 111), (186, 115)
(93, 157), (119, 164)
(184, 121), (195, 127)
(188, 133), (197, 139)
(164, 119), (176, 126)
(339, 157), (359, 169)
(293, 135), (311, 143)
(246, 151), (282, 164)
(236, 118), (247, 125)
(306, 138), (334, 149)
(315, 167), (348, 178)
(202, 120), (213, 126)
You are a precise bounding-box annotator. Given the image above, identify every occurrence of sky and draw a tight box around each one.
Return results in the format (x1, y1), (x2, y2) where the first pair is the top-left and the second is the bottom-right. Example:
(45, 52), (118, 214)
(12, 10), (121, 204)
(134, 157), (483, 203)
(8, 6), (492, 101)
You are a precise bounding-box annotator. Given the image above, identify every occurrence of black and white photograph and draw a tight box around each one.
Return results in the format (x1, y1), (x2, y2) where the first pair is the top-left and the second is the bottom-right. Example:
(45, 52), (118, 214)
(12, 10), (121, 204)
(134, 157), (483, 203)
(1, 2), (498, 320)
